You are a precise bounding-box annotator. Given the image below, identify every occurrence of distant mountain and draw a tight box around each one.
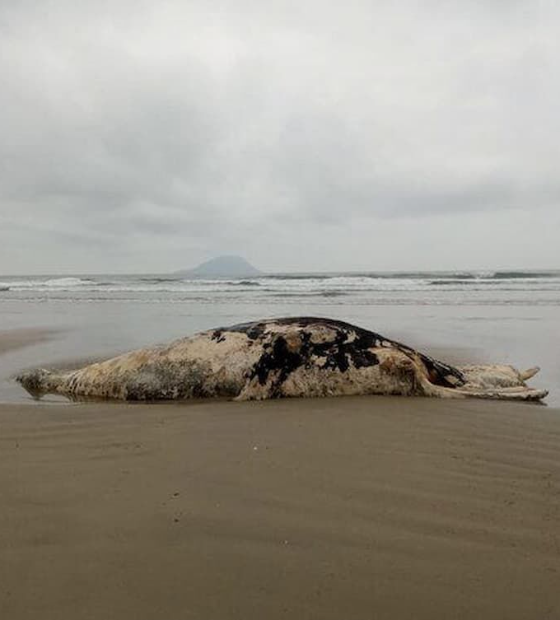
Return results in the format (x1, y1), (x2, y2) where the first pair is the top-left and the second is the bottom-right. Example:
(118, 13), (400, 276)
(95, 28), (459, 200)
(176, 256), (262, 277)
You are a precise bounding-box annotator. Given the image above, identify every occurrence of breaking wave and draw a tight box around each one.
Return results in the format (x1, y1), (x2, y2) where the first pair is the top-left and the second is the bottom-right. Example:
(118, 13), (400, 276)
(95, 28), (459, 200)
(44, 277), (94, 287)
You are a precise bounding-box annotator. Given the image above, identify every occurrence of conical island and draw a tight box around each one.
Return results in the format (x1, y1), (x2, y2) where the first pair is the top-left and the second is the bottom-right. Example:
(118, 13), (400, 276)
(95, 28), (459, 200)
(176, 255), (262, 277)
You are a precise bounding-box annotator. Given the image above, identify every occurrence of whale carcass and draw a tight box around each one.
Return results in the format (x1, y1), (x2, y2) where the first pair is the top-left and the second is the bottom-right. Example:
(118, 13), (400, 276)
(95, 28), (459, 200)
(17, 317), (548, 402)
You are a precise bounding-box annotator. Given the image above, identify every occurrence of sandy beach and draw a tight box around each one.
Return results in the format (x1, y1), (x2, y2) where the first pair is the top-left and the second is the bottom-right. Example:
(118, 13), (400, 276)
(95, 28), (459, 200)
(1, 395), (560, 618)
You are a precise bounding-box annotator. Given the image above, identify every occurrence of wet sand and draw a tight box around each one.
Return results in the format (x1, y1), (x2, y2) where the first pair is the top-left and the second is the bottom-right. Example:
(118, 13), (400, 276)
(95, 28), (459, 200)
(0, 328), (55, 355)
(1, 396), (560, 620)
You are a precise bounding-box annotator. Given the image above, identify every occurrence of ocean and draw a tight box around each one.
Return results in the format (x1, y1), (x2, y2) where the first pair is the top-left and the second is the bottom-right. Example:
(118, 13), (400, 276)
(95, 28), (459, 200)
(2, 270), (560, 305)
(1, 270), (559, 405)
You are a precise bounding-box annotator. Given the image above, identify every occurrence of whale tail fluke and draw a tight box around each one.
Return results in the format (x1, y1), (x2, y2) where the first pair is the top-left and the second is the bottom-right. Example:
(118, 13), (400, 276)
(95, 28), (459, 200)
(430, 363), (548, 402)
(16, 369), (62, 398)
(519, 366), (540, 381)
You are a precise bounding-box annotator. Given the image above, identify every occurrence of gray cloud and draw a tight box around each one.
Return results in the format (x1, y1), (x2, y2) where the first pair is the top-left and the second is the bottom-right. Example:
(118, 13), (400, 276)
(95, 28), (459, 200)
(0, 0), (559, 273)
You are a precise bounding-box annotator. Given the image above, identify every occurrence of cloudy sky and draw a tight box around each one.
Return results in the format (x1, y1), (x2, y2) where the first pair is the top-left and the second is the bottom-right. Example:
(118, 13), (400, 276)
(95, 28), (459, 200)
(1, 0), (558, 274)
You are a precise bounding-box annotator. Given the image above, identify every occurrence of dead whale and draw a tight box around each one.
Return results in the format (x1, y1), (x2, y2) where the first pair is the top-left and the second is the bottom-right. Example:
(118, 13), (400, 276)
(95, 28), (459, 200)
(16, 317), (548, 402)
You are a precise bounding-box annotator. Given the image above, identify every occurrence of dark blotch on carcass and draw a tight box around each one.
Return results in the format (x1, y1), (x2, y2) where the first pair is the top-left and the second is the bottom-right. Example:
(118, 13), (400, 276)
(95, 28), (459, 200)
(252, 337), (303, 390)
(417, 356), (466, 388)
(301, 329), (379, 372)
(211, 330), (226, 343)
(314, 330), (350, 372)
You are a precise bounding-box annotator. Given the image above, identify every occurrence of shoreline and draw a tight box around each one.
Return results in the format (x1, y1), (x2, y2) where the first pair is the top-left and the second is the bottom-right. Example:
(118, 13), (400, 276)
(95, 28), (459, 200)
(1, 396), (560, 619)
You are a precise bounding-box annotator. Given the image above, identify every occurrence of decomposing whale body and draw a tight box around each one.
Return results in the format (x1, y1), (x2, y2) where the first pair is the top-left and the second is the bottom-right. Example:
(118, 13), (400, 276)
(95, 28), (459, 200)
(17, 317), (548, 403)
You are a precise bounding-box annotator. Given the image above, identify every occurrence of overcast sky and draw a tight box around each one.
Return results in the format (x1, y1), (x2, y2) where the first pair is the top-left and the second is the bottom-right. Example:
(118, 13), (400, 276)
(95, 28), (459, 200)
(1, 0), (558, 274)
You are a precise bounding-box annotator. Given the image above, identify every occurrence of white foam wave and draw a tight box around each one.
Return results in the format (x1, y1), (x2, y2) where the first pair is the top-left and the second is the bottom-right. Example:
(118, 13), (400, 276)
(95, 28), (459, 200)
(44, 277), (93, 287)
